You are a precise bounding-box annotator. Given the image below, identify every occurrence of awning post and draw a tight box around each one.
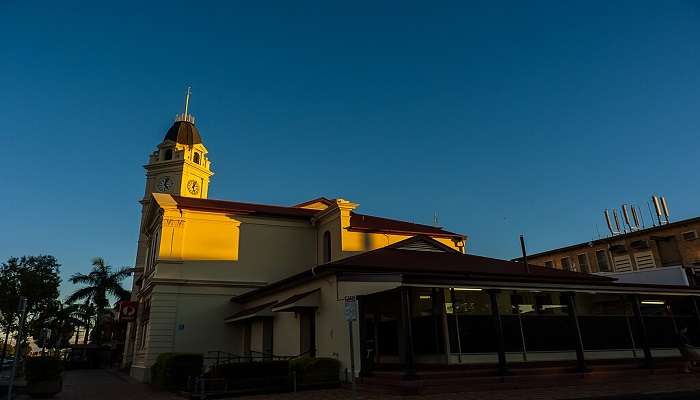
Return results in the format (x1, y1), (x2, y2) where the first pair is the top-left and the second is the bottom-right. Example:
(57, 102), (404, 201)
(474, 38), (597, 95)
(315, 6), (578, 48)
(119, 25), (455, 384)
(488, 289), (508, 376)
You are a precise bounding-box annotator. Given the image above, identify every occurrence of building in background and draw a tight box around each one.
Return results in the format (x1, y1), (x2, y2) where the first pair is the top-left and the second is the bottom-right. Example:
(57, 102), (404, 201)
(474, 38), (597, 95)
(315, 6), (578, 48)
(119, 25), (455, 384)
(516, 202), (700, 286)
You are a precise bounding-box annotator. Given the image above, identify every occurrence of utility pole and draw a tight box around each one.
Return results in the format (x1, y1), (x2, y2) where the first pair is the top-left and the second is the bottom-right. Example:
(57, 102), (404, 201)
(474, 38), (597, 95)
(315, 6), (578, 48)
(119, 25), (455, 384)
(7, 297), (27, 400)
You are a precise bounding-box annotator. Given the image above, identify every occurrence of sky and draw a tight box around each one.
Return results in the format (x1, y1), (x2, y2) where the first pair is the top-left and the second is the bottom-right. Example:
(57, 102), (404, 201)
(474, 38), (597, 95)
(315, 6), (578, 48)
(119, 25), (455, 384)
(2, 1), (700, 299)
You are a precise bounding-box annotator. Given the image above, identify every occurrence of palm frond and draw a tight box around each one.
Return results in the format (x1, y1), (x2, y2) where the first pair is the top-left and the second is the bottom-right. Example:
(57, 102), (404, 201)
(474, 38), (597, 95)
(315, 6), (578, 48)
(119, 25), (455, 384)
(66, 286), (95, 304)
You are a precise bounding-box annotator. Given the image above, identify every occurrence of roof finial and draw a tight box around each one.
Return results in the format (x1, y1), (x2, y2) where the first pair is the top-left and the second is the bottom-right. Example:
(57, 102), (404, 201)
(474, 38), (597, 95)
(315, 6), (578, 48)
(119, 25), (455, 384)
(184, 86), (191, 117)
(175, 86), (195, 124)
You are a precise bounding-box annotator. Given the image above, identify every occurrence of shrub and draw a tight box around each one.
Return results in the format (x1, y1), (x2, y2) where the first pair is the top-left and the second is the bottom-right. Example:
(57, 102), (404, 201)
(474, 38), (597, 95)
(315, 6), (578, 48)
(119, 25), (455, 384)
(25, 357), (64, 383)
(150, 353), (203, 390)
(289, 357), (340, 386)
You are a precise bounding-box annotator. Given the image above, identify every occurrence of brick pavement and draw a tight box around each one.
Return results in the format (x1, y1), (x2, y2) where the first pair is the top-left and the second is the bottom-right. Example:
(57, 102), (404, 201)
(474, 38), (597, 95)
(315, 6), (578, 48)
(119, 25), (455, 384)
(11, 369), (700, 400)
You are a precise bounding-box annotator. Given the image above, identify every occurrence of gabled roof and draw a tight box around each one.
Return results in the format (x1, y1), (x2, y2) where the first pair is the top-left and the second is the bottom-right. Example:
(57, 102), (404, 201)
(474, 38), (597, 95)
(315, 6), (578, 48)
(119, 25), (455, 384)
(320, 236), (614, 283)
(232, 236), (621, 303)
(349, 213), (464, 239)
(164, 196), (466, 239)
(293, 197), (335, 209)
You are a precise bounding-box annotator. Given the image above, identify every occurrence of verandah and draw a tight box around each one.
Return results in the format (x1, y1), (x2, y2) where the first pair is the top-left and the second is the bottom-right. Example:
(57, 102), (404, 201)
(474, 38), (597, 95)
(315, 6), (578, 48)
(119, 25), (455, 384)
(359, 286), (700, 377)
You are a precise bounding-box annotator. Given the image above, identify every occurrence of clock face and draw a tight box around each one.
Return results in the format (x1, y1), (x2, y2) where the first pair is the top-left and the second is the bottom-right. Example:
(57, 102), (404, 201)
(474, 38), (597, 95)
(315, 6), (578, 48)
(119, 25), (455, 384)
(187, 179), (199, 195)
(157, 176), (174, 192)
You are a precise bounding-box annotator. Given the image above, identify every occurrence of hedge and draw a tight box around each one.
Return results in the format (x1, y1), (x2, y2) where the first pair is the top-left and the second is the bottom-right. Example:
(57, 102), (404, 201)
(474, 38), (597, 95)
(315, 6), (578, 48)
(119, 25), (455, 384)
(150, 353), (203, 390)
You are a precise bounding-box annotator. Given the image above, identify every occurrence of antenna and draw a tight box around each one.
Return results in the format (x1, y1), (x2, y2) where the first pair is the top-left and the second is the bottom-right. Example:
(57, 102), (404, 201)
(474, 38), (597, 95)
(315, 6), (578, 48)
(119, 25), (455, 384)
(604, 209), (615, 236)
(622, 204), (632, 231)
(433, 212), (439, 227)
(613, 209), (622, 233)
(630, 205), (640, 230)
(661, 196), (670, 224)
(652, 195), (663, 225)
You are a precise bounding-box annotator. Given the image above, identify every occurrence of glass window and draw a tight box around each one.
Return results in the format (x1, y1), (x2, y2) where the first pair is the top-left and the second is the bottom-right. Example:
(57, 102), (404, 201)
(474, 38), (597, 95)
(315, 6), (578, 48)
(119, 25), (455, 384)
(446, 289), (496, 353)
(577, 254), (590, 273)
(544, 261), (554, 269)
(596, 250), (611, 272)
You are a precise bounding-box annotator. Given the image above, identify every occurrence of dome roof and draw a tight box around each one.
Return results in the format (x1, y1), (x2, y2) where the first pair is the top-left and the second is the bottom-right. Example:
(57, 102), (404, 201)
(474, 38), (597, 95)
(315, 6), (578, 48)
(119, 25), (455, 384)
(163, 120), (202, 146)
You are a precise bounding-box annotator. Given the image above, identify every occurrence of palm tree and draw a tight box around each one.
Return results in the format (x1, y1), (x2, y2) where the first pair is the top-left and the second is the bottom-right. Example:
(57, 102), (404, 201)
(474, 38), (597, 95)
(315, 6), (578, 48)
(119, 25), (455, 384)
(73, 301), (96, 345)
(67, 258), (131, 344)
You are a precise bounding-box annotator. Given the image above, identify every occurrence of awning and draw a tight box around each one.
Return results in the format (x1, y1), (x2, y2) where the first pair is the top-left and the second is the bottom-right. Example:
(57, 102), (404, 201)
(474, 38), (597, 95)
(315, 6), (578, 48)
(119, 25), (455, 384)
(224, 301), (277, 323)
(271, 289), (320, 312)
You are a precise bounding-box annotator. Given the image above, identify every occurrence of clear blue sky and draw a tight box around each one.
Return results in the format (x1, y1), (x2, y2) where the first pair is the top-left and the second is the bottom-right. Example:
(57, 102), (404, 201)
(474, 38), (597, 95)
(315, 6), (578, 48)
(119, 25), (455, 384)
(2, 1), (700, 298)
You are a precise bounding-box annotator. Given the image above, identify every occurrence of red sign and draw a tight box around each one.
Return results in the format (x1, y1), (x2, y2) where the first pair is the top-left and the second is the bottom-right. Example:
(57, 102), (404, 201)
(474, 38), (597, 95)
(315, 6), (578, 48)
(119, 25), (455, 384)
(119, 301), (138, 322)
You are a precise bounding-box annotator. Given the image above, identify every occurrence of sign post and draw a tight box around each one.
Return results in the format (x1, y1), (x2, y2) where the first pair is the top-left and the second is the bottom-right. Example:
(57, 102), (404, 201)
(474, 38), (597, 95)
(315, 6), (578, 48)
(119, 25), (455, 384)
(7, 296), (27, 400)
(344, 296), (358, 400)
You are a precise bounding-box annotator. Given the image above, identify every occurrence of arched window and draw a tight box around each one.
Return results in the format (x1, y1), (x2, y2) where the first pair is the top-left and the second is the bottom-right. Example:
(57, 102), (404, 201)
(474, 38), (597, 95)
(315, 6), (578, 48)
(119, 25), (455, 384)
(163, 149), (173, 160)
(323, 231), (331, 263)
(193, 152), (201, 164)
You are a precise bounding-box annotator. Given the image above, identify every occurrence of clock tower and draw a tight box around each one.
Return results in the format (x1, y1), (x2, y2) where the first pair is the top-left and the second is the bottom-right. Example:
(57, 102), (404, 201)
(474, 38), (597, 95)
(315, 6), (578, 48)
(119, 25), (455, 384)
(142, 88), (213, 202)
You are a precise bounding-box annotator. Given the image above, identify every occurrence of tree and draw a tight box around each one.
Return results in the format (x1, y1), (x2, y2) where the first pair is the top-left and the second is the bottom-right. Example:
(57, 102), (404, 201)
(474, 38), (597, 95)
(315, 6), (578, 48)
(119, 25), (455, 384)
(0, 256), (61, 363)
(67, 258), (131, 345)
(30, 302), (82, 352)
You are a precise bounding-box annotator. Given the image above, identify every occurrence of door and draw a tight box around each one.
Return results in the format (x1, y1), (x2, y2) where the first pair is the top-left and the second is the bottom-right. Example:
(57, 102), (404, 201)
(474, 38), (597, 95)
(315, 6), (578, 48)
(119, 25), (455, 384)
(299, 310), (316, 357)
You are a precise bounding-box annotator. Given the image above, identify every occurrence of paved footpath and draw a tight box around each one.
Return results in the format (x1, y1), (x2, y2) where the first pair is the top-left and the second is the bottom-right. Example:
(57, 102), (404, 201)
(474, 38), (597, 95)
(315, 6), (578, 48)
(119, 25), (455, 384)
(16, 369), (181, 400)
(14, 369), (700, 400)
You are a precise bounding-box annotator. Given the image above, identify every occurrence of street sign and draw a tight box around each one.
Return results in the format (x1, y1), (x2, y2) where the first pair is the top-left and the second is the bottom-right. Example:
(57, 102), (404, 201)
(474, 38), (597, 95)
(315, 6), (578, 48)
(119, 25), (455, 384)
(344, 296), (357, 321)
(119, 301), (138, 321)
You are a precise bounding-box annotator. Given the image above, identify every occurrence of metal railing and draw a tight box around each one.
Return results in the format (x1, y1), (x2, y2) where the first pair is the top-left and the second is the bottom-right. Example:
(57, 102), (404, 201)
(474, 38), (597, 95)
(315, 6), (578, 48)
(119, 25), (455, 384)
(193, 349), (317, 399)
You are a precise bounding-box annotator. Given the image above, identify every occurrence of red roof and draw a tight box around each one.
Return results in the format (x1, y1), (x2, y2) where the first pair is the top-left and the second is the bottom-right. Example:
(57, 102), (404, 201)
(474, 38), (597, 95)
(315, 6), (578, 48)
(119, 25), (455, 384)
(170, 196), (318, 219)
(168, 196), (465, 238)
(320, 236), (614, 283)
(349, 213), (464, 239)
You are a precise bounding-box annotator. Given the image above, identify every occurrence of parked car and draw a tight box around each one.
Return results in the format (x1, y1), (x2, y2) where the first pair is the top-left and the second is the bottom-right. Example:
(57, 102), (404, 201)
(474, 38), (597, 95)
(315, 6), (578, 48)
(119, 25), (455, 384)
(1, 357), (14, 369)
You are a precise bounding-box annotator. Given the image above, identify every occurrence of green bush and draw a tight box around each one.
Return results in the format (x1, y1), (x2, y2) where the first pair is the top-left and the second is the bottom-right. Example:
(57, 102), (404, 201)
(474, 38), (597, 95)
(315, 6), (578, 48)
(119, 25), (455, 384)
(289, 357), (340, 386)
(25, 357), (64, 383)
(150, 353), (203, 390)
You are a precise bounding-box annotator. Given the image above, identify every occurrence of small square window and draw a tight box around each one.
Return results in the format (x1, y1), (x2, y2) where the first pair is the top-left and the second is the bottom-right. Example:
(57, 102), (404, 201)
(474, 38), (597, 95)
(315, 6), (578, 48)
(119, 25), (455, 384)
(544, 260), (554, 268)
(682, 231), (697, 241)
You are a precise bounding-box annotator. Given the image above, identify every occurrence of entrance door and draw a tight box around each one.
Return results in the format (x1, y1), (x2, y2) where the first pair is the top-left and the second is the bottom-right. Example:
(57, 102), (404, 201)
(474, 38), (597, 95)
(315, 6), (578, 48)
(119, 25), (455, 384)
(657, 236), (682, 266)
(299, 310), (316, 357)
